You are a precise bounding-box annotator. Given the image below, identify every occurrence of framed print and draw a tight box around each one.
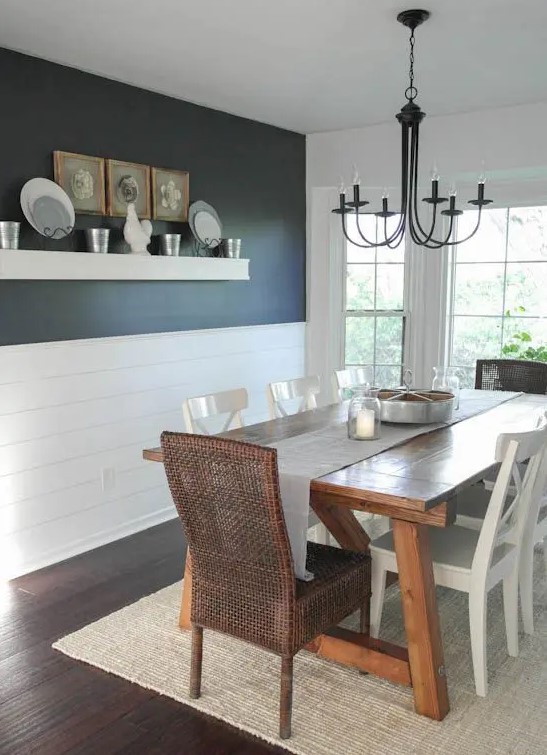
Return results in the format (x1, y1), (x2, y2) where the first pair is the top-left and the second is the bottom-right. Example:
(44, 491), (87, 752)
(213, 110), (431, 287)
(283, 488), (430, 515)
(151, 166), (189, 222)
(53, 151), (106, 215)
(106, 159), (151, 218)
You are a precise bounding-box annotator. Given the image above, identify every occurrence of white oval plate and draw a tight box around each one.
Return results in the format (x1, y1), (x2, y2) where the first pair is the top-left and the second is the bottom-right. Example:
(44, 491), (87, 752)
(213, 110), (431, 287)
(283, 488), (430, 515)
(189, 201), (222, 248)
(21, 178), (75, 239)
(193, 210), (222, 248)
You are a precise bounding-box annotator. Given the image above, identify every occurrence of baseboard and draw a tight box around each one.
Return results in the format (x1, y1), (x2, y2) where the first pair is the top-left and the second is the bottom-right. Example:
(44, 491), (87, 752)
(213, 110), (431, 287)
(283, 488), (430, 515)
(10, 506), (178, 580)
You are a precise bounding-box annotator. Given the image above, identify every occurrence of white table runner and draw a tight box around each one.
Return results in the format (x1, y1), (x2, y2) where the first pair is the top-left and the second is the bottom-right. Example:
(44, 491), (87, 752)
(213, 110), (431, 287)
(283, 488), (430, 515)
(271, 389), (520, 580)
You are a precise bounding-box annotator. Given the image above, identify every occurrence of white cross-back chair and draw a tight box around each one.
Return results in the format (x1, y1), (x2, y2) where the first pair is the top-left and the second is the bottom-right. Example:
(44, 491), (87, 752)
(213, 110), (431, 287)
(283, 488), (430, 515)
(182, 388), (248, 435)
(267, 375), (329, 544)
(369, 422), (547, 697)
(267, 376), (320, 419)
(458, 410), (547, 635)
(333, 367), (371, 402)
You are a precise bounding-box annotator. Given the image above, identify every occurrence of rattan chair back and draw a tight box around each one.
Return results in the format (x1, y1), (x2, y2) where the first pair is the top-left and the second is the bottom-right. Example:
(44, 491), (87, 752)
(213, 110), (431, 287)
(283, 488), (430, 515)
(475, 359), (547, 395)
(160, 431), (296, 651)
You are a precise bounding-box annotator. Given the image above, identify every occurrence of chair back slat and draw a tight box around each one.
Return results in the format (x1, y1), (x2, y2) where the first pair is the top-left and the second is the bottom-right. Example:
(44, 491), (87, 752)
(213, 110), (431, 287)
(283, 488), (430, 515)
(472, 423), (547, 576)
(333, 367), (371, 401)
(475, 359), (547, 394)
(268, 376), (320, 419)
(183, 388), (248, 434)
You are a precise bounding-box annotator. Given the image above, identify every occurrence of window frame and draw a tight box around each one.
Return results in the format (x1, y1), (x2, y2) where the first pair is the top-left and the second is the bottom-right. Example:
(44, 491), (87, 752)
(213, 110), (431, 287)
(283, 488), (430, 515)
(445, 205), (547, 385)
(342, 214), (410, 387)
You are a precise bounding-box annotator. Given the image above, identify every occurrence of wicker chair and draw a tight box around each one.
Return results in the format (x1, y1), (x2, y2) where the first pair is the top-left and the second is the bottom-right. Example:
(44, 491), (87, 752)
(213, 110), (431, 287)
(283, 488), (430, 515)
(475, 359), (547, 395)
(161, 431), (371, 739)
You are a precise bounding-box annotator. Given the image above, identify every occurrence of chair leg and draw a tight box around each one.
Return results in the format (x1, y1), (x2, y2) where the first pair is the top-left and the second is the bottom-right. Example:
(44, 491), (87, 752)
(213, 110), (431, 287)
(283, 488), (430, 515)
(360, 597), (370, 635)
(519, 544), (535, 636)
(469, 590), (488, 697)
(279, 656), (294, 739)
(370, 560), (387, 638)
(189, 625), (203, 699)
(504, 566), (520, 655)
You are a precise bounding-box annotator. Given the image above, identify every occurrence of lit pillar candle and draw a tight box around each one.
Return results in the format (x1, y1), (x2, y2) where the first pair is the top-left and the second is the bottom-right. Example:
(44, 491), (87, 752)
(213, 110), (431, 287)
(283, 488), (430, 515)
(355, 408), (375, 439)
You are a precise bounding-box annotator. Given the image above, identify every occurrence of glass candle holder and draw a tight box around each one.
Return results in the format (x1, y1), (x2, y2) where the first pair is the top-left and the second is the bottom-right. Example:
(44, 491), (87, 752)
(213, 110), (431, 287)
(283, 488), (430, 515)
(432, 366), (460, 409)
(347, 387), (381, 440)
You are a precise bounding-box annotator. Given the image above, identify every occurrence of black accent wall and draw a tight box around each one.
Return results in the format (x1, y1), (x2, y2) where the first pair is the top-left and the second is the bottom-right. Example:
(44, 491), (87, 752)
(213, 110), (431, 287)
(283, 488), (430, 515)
(0, 48), (306, 345)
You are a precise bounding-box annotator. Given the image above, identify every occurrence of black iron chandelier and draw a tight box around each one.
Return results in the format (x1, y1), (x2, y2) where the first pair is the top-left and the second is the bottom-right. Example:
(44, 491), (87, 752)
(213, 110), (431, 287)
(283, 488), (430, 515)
(333, 9), (492, 249)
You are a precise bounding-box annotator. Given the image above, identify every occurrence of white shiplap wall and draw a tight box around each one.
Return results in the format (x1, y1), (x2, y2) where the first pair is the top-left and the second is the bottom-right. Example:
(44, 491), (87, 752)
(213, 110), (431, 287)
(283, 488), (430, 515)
(0, 322), (305, 579)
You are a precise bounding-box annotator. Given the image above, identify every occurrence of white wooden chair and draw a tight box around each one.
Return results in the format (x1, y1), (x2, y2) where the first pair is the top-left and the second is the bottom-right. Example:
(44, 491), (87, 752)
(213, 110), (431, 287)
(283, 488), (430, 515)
(458, 411), (547, 634)
(267, 375), (328, 543)
(369, 423), (547, 697)
(333, 367), (371, 402)
(182, 388), (248, 434)
(267, 376), (320, 419)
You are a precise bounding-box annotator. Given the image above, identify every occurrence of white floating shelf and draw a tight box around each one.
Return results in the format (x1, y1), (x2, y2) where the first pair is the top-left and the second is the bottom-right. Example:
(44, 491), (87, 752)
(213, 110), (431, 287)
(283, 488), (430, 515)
(0, 249), (250, 281)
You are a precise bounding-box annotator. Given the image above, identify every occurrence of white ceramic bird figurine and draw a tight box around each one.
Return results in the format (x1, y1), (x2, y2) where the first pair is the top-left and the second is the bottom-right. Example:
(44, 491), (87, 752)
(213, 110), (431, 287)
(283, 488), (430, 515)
(123, 202), (152, 254)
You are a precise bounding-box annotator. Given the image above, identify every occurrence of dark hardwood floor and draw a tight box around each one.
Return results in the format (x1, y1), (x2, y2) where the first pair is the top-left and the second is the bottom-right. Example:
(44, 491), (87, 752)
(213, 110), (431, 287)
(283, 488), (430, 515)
(0, 521), (286, 755)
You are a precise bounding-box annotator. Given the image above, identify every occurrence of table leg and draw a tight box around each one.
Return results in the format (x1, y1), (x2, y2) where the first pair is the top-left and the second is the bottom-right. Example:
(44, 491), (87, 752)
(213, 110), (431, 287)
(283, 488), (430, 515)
(311, 494), (371, 550)
(392, 520), (449, 720)
(179, 550), (192, 630)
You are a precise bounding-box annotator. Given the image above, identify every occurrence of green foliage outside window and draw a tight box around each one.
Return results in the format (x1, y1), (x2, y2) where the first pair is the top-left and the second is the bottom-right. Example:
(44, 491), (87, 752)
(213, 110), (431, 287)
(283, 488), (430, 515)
(501, 307), (547, 362)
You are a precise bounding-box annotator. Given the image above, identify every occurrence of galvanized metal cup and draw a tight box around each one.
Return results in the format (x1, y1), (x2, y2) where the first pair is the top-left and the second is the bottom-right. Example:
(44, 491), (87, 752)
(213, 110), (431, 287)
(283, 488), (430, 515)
(0, 221), (20, 249)
(85, 228), (110, 253)
(159, 233), (181, 256)
(223, 238), (241, 258)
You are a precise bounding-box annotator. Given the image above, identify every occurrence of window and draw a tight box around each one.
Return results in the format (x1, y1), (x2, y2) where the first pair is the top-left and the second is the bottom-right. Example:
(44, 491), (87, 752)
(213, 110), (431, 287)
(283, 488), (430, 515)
(448, 206), (547, 386)
(344, 214), (406, 387)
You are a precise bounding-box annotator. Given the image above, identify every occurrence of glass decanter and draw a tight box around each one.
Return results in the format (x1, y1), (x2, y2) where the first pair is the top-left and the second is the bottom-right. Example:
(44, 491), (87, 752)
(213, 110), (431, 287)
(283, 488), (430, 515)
(432, 366), (460, 409)
(347, 387), (381, 440)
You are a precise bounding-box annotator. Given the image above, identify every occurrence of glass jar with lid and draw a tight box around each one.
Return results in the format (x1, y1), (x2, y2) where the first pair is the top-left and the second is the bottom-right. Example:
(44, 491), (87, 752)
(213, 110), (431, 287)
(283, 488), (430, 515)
(347, 387), (381, 440)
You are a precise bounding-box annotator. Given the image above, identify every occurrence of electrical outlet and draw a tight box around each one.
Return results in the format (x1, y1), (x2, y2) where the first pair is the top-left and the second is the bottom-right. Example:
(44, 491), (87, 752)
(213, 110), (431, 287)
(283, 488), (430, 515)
(101, 467), (116, 493)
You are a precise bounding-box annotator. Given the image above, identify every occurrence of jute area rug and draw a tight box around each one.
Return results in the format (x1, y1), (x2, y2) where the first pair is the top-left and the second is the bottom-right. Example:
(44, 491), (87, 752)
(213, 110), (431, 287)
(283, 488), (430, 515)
(54, 549), (547, 755)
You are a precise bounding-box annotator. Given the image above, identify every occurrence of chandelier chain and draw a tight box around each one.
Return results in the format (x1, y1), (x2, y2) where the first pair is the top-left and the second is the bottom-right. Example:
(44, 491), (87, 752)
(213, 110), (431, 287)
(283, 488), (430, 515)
(405, 29), (418, 102)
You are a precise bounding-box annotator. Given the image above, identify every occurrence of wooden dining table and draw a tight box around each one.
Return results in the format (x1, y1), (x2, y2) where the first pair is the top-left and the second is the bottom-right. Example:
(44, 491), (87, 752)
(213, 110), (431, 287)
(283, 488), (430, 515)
(143, 391), (547, 722)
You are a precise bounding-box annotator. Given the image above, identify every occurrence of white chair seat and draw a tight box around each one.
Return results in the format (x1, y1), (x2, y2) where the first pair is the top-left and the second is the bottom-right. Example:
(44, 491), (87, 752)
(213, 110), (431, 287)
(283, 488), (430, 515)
(371, 527), (515, 580)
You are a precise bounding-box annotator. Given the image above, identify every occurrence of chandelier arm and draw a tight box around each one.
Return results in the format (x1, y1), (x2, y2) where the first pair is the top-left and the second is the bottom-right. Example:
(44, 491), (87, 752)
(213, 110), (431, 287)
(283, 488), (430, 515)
(410, 123), (442, 244)
(351, 209), (381, 246)
(406, 130), (433, 246)
(383, 215), (406, 249)
(408, 125), (460, 249)
(354, 209), (404, 248)
(420, 215), (456, 249)
(441, 206), (483, 247)
(375, 122), (410, 247)
(341, 209), (377, 248)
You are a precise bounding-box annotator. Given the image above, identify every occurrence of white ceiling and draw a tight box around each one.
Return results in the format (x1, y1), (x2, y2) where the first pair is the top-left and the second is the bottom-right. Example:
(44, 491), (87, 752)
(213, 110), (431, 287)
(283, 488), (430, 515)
(1, 0), (547, 133)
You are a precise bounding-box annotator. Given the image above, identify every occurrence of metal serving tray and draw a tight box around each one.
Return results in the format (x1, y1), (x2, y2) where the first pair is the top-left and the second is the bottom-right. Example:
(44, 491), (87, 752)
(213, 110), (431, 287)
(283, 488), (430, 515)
(379, 388), (455, 424)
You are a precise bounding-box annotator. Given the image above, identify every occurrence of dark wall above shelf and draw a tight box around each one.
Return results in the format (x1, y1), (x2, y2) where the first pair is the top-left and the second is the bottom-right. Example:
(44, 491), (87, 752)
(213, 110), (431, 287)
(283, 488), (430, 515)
(0, 47), (305, 345)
